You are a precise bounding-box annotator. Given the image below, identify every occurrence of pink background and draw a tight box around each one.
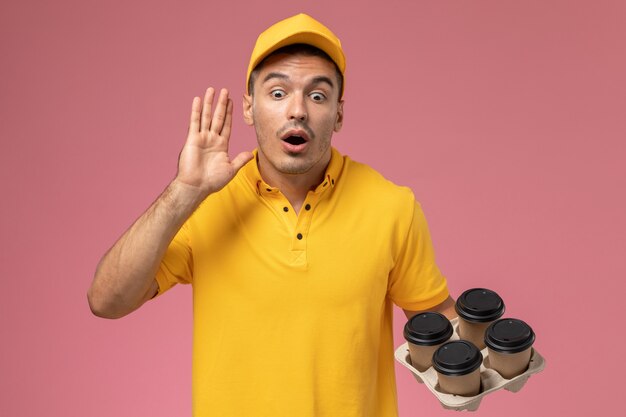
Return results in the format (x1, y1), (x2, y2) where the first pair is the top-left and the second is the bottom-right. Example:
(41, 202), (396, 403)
(1, 0), (624, 416)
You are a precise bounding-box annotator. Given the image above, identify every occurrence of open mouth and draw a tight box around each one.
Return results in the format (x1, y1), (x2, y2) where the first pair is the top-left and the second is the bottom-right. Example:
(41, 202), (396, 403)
(283, 135), (307, 145)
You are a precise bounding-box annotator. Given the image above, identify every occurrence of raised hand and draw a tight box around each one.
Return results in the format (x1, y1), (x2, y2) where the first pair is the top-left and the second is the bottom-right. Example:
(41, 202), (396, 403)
(175, 87), (253, 197)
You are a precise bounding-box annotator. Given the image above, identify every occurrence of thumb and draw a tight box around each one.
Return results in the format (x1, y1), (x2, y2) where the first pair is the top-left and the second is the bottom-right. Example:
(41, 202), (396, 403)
(231, 151), (254, 173)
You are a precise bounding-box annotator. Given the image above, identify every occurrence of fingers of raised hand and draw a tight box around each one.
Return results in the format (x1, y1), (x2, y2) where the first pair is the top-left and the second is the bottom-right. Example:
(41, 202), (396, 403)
(200, 87), (216, 132)
(189, 96), (202, 133)
(186, 88), (232, 152)
(208, 88), (230, 135)
(220, 98), (234, 140)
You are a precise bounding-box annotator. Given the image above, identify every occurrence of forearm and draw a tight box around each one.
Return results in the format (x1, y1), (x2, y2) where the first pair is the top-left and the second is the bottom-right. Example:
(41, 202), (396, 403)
(88, 180), (205, 319)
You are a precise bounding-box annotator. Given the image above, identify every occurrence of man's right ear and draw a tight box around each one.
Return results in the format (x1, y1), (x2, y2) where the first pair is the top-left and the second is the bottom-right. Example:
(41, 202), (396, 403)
(243, 94), (254, 126)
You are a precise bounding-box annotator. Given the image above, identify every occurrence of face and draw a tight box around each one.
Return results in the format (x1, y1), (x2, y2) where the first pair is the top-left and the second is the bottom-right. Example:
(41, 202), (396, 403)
(243, 53), (344, 182)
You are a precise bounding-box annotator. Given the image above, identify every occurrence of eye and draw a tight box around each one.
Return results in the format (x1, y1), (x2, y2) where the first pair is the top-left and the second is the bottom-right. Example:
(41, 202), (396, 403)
(270, 89), (286, 99)
(309, 92), (326, 102)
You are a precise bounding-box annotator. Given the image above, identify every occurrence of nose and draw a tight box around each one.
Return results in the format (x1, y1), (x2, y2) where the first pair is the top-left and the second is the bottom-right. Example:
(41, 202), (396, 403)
(287, 93), (307, 122)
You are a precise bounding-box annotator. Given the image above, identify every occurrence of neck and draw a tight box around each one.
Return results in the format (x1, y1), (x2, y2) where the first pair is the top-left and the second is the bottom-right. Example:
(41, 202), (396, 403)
(258, 157), (329, 214)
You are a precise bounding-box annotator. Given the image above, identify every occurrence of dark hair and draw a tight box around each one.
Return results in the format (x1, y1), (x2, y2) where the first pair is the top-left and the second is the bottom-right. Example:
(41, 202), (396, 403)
(248, 43), (343, 99)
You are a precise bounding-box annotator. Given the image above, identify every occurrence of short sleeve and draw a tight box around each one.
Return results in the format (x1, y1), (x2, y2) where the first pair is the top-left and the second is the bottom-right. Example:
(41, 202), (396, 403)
(154, 221), (193, 297)
(387, 201), (449, 310)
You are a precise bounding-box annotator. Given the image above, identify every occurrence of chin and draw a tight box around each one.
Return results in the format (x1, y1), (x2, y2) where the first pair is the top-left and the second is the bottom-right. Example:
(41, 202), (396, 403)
(277, 164), (311, 175)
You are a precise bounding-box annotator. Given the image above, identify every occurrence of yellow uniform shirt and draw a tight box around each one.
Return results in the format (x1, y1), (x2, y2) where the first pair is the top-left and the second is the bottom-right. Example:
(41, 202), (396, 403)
(156, 148), (449, 417)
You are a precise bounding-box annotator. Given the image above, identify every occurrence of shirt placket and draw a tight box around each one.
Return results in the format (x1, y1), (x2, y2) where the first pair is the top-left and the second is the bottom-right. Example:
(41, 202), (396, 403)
(256, 174), (335, 269)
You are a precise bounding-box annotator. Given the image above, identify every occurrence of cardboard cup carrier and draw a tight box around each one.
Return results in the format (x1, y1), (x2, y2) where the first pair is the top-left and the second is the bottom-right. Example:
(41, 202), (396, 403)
(395, 317), (545, 411)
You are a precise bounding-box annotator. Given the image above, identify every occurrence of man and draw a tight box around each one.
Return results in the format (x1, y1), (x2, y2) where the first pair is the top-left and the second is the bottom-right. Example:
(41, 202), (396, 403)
(88, 13), (455, 417)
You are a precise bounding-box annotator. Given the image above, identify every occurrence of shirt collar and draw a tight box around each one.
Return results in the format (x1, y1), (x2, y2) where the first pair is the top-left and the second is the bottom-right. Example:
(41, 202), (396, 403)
(242, 147), (344, 196)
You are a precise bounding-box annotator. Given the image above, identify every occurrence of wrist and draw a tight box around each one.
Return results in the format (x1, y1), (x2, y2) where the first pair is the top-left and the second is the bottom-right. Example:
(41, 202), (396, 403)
(165, 179), (210, 215)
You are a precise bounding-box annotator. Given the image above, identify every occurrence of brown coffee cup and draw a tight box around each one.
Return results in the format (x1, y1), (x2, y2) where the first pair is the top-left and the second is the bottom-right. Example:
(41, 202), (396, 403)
(485, 318), (535, 379)
(455, 288), (505, 350)
(432, 340), (483, 396)
(404, 312), (453, 371)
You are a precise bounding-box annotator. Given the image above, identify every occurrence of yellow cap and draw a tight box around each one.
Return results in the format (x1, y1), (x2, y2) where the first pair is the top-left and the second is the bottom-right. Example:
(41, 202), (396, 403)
(246, 13), (346, 97)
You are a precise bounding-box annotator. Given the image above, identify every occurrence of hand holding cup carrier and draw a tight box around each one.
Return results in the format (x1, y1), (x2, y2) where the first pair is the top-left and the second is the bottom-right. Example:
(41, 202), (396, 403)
(403, 288), (537, 397)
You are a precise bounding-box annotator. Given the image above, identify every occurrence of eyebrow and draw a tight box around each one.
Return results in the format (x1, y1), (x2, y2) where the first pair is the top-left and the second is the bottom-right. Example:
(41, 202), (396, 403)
(311, 76), (335, 89)
(261, 73), (336, 90)
(262, 72), (289, 84)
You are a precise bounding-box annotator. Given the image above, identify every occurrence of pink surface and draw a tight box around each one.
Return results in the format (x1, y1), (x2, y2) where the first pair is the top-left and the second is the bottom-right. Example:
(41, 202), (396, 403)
(1, 1), (624, 416)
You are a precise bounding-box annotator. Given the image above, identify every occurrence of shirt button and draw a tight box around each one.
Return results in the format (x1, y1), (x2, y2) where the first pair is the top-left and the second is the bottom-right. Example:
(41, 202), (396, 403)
(297, 233), (303, 240)
(305, 204), (311, 211)
(283, 207), (289, 212)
